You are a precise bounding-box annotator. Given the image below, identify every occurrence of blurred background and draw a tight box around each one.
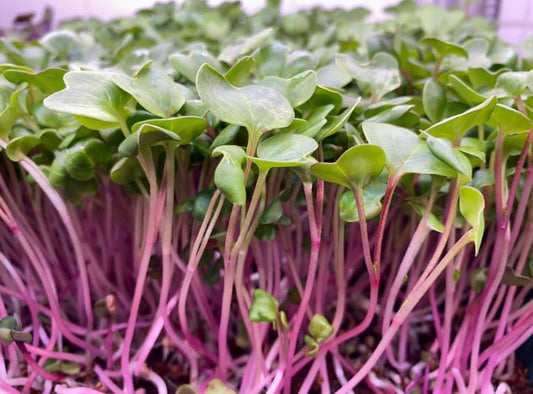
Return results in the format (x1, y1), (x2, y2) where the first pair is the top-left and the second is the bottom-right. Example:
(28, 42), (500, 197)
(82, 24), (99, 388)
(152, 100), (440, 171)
(0, 0), (528, 44)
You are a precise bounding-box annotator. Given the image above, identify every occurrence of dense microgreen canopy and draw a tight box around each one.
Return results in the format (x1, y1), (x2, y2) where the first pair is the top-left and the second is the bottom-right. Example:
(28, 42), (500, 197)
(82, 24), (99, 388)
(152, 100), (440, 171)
(0, 0), (532, 393)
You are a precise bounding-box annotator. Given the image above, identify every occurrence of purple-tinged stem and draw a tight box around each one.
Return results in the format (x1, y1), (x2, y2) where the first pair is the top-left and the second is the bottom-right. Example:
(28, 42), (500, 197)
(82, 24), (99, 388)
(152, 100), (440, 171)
(283, 181), (322, 394)
(336, 230), (474, 393)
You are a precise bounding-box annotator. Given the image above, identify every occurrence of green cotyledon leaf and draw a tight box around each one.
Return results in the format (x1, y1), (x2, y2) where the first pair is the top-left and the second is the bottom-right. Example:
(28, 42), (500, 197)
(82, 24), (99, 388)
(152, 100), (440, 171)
(308, 314), (333, 343)
(225, 56), (256, 86)
(113, 61), (185, 118)
(212, 145), (246, 206)
(218, 28), (274, 64)
(362, 122), (457, 178)
(249, 289), (279, 323)
(425, 134), (472, 179)
(248, 133), (318, 171)
(459, 185), (485, 255)
(338, 180), (387, 222)
(422, 37), (468, 59)
(5, 135), (40, 161)
(3, 67), (66, 94)
(423, 79), (446, 123)
(487, 104), (532, 134)
(261, 70), (317, 107)
(424, 96), (497, 141)
(118, 116), (206, 157)
(169, 50), (223, 83)
(311, 144), (385, 189)
(336, 52), (401, 101)
(43, 70), (131, 129)
(196, 64), (294, 136)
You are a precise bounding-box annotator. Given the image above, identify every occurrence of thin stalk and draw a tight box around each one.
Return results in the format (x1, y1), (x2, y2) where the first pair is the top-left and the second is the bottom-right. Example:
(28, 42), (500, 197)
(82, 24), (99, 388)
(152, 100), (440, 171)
(466, 128), (509, 393)
(217, 130), (259, 379)
(0, 140), (93, 329)
(133, 146), (177, 371)
(120, 147), (161, 393)
(283, 181), (322, 394)
(337, 230), (474, 393)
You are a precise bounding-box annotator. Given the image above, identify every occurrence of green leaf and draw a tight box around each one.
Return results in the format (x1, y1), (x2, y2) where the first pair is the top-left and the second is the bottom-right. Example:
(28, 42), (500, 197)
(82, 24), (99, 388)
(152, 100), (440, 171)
(423, 80), (446, 123)
(339, 181), (386, 222)
(281, 13), (311, 36)
(219, 28), (273, 64)
(472, 169), (494, 188)
(212, 145), (246, 206)
(261, 70), (317, 107)
(196, 64), (294, 135)
(254, 224), (277, 241)
(0, 329), (14, 345)
(311, 144), (385, 189)
(308, 314), (333, 343)
(362, 122), (456, 178)
(504, 134), (531, 158)
(39, 30), (85, 59)
(50, 137), (111, 183)
(459, 186), (485, 255)
(83, 138), (112, 163)
(119, 116), (206, 156)
(525, 70), (533, 93)
(211, 124), (242, 149)
(43, 71), (131, 129)
(410, 203), (444, 233)
(0, 84), (27, 139)
(303, 86), (343, 114)
(316, 100), (359, 141)
(110, 157), (142, 185)
(259, 197), (283, 224)
(255, 43), (289, 79)
(169, 50), (223, 83)
(44, 359), (80, 374)
(425, 96), (497, 140)
(193, 190), (216, 221)
(0, 316), (30, 345)
(336, 52), (401, 100)
(422, 37), (468, 58)
(225, 56), (256, 86)
(448, 75), (486, 105)
(113, 61), (185, 118)
(417, 5), (464, 36)
(304, 335), (319, 357)
(249, 289), (279, 323)
(3, 67), (66, 94)
(488, 104), (531, 134)
(205, 379), (236, 394)
(363, 104), (415, 125)
(468, 68), (505, 89)
(33, 102), (72, 128)
(5, 135), (40, 161)
(65, 149), (95, 182)
(249, 133), (318, 170)
(495, 72), (527, 97)
(426, 135), (472, 178)
(445, 39), (491, 71)
(0, 316), (19, 331)
(471, 267), (487, 293)
(49, 150), (69, 186)
(299, 105), (334, 138)
(39, 129), (62, 150)
(316, 63), (352, 89)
